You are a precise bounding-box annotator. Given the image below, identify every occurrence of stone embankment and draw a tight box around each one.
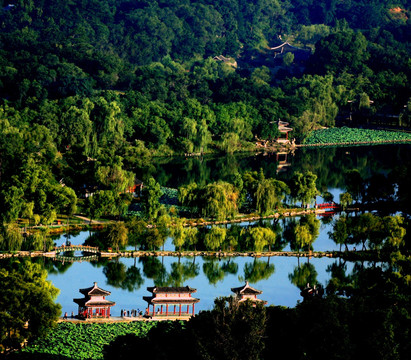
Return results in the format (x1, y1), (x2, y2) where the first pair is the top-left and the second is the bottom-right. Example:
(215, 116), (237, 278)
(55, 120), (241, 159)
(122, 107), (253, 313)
(111, 250), (334, 258)
(0, 249), (335, 259)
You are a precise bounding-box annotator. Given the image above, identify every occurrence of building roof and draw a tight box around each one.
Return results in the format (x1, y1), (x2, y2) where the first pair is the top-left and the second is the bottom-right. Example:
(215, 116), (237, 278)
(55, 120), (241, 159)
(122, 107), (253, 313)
(147, 286), (197, 294)
(73, 298), (116, 307)
(231, 281), (263, 295)
(278, 120), (293, 133)
(79, 282), (111, 296)
(143, 296), (200, 305)
(270, 42), (312, 60)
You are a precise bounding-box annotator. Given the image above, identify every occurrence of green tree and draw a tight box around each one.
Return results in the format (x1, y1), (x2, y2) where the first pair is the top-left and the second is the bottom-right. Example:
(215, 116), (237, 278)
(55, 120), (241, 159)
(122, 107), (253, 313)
(96, 161), (134, 194)
(382, 215), (406, 249)
(339, 192), (353, 210)
(199, 182), (239, 220)
(171, 217), (186, 251)
(283, 52), (294, 67)
(289, 171), (318, 207)
(329, 215), (349, 251)
(289, 262), (318, 290)
(185, 227), (199, 250)
(127, 218), (147, 251)
(351, 212), (382, 250)
(0, 259), (61, 351)
(344, 169), (363, 202)
(255, 178), (289, 215)
(0, 223), (23, 251)
(107, 222), (128, 252)
(142, 177), (163, 221)
(204, 226), (227, 251)
(87, 190), (118, 221)
(188, 296), (267, 360)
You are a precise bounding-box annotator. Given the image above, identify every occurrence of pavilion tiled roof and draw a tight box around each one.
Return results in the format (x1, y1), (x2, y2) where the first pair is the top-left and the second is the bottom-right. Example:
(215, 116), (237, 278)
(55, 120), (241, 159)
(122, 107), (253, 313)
(147, 286), (197, 294)
(143, 296), (200, 304)
(231, 281), (263, 295)
(79, 282), (111, 296)
(73, 298), (116, 307)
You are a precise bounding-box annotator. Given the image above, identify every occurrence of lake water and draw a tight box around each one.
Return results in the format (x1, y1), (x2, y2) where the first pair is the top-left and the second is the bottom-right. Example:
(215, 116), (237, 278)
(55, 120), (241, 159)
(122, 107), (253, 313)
(16, 144), (411, 316)
(48, 254), (355, 316)
(49, 220), (356, 316)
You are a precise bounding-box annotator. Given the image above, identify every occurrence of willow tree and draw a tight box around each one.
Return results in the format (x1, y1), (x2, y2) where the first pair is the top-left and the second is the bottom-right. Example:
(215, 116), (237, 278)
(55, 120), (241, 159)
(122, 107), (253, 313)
(0, 223), (23, 251)
(185, 227), (199, 250)
(178, 182), (199, 213)
(199, 182), (239, 220)
(126, 218), (147, 251)
(289, 170), (318, 207)
(329, 216), (349, 251)
(242, 227), (276, 252)
(171, 217), (186, 251)
(294, 224), (312, 252)
(204, 226), (227, 251)
(96, 159), (134, 194)
(255, 178), (289, 215)
(107, 222), (129, 252)
(286, 215), (320, 253)
(142, 177), (163, 221)
(339, 192), (353, 211)
(383, 215), (406, 249)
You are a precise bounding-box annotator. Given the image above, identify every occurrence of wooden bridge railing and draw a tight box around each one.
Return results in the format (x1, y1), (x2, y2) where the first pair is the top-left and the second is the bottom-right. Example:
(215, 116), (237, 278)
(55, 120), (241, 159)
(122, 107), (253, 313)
(54, 254), (99, 263)
(54, 245), (100, 254)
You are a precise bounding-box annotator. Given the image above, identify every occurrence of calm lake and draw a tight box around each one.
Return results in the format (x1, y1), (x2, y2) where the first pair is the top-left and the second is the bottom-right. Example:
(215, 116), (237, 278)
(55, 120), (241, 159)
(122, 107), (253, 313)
(49, 228), (358, 316)
(17, 144), (411, 316)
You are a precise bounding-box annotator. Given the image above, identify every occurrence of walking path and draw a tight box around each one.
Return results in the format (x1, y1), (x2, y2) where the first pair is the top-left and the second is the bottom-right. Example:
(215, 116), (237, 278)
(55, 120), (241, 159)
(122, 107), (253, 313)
(73, 215), (106, 224)
(58, 315), (192, 323)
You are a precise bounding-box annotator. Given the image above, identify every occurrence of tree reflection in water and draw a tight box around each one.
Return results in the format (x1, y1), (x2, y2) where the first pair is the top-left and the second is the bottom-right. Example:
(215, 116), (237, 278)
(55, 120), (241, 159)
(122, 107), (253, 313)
(203, 258), (239, 285)
(139, 257), (168, 286)
(288, 262), (318, 290)
(165, 258), (200, 287)
(242, 258), (275, 283)
(103, 260), (144, 291)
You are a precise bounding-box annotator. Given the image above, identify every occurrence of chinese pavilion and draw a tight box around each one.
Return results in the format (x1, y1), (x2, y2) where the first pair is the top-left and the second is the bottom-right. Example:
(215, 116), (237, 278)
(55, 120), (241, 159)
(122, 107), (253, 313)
(277, 120), (293, 142)
(231, 281), (267, 305)
(73, 282), (115, 319)
(143, 286), (200, 317)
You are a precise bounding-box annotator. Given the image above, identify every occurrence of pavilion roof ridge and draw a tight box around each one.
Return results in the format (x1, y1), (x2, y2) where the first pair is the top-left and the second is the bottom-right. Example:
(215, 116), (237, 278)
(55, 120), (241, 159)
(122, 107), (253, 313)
(79, 282), (111, 296)
(147, 285), (197, 293)
(231, 281), (263, 295)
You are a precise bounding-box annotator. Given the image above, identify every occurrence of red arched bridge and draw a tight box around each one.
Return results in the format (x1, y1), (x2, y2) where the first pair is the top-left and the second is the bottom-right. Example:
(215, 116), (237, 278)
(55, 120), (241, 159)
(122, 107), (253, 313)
(315, 202), (341, 210)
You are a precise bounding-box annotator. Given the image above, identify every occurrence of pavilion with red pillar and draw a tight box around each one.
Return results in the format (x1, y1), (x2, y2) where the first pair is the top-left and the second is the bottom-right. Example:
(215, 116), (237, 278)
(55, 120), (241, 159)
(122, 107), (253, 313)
(277, 120), (293, 143)
(73, 282), (115, 319)
(143, 286), (200, 318)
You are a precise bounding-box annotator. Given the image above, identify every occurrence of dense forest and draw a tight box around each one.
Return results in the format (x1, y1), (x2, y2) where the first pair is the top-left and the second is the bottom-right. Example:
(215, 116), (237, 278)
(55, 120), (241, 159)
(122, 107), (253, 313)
(0, 0), (410, 224)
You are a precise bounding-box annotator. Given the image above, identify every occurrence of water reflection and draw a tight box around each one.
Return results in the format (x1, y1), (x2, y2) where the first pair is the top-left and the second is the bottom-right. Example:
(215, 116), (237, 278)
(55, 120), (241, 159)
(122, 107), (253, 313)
(54, 215), (343, 254)
(1, 254), (389, 316)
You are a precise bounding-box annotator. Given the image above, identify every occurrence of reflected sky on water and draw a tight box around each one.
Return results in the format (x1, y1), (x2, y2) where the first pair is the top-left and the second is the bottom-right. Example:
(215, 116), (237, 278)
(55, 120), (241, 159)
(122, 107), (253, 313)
(49, 217), (353, 317)
(48, 257), (352, 316)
